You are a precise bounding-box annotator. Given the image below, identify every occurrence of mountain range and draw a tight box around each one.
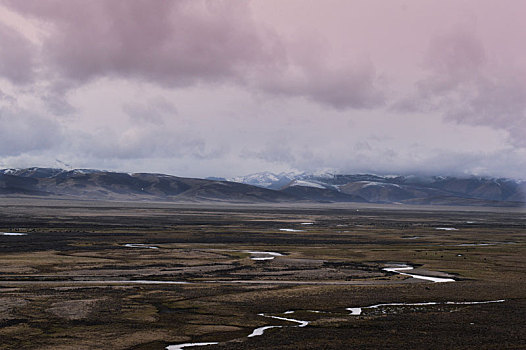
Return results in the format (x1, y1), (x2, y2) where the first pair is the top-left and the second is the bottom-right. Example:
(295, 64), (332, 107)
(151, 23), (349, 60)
(1, 168), (525, 206)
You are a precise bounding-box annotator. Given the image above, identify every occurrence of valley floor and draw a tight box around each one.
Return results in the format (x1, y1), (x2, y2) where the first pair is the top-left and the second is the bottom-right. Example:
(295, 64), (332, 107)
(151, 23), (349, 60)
(0, 199), (525, 349)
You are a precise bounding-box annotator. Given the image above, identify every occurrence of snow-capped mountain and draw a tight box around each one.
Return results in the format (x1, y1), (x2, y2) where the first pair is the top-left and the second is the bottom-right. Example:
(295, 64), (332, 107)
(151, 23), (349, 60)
(228, 171), (302, 190)
(229, 171), (526, 205)
(1, 168), (524, 206)
(0, 167), (100, 178)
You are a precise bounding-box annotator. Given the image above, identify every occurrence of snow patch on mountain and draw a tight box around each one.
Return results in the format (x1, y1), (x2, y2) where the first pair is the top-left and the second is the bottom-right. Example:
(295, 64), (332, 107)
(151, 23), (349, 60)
(360, 181), (401, 188)
(289, 180), (326, 189)
(228, 171), (305, 189)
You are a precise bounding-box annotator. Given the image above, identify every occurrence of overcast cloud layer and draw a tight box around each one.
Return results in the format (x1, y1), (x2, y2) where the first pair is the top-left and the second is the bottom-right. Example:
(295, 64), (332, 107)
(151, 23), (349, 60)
(0, 0), (525, 179)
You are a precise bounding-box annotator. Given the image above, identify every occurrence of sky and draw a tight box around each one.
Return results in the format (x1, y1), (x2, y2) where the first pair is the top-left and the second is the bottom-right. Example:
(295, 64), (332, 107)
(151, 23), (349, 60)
(0, 0), (525, 179)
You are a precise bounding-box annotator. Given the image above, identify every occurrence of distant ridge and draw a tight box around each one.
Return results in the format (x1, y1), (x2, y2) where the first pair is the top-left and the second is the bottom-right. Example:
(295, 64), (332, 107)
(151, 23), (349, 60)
(0, 168), (524, 206)
(229, 171), (526, 206)
(0, 168), (294, 203)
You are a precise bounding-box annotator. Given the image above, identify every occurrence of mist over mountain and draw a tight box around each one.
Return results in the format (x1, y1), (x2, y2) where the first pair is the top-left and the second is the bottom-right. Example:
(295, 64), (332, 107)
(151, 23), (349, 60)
(230, 172), (526, 205)
(1, 168), (524, 207)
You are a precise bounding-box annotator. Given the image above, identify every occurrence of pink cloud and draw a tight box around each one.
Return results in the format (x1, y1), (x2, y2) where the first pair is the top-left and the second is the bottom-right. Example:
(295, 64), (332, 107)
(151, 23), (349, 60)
(4, 1), (281, 85)
(394, 29), (526, 147)
(0, 22), (35, 83)
(2, 0), (385, 110)
(1, 0), (526, 178)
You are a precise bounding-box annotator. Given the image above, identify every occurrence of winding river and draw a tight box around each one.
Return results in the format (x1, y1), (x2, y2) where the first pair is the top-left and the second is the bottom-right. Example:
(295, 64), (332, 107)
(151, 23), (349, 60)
(166, 342), (219, 350)
(347, 299), (505, 316)
(246, 251), (284, 261)
(166, 299), (505, 349)
(124, 243), (159, 249)
(382, 265), (455, 283)
(247, 313), (308, 338)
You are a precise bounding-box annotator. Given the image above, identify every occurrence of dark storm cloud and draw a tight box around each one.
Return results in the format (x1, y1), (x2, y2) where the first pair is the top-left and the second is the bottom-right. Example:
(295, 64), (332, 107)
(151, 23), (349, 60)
(2, 0), (385, 110)
(260, 57), (384, 109)
(1, 0), (525, 179)
(394, 29), (526, 146)
(3, 1), (281, 85)
(0, 22), (36, 84)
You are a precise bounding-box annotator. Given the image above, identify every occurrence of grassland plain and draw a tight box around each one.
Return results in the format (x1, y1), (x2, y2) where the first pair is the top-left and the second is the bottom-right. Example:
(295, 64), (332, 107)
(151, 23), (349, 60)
(0, 198), (525, 349)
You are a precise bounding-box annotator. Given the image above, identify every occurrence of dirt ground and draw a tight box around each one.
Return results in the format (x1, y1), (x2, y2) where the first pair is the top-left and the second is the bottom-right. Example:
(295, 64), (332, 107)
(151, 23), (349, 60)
(0, 198), (525, 349)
